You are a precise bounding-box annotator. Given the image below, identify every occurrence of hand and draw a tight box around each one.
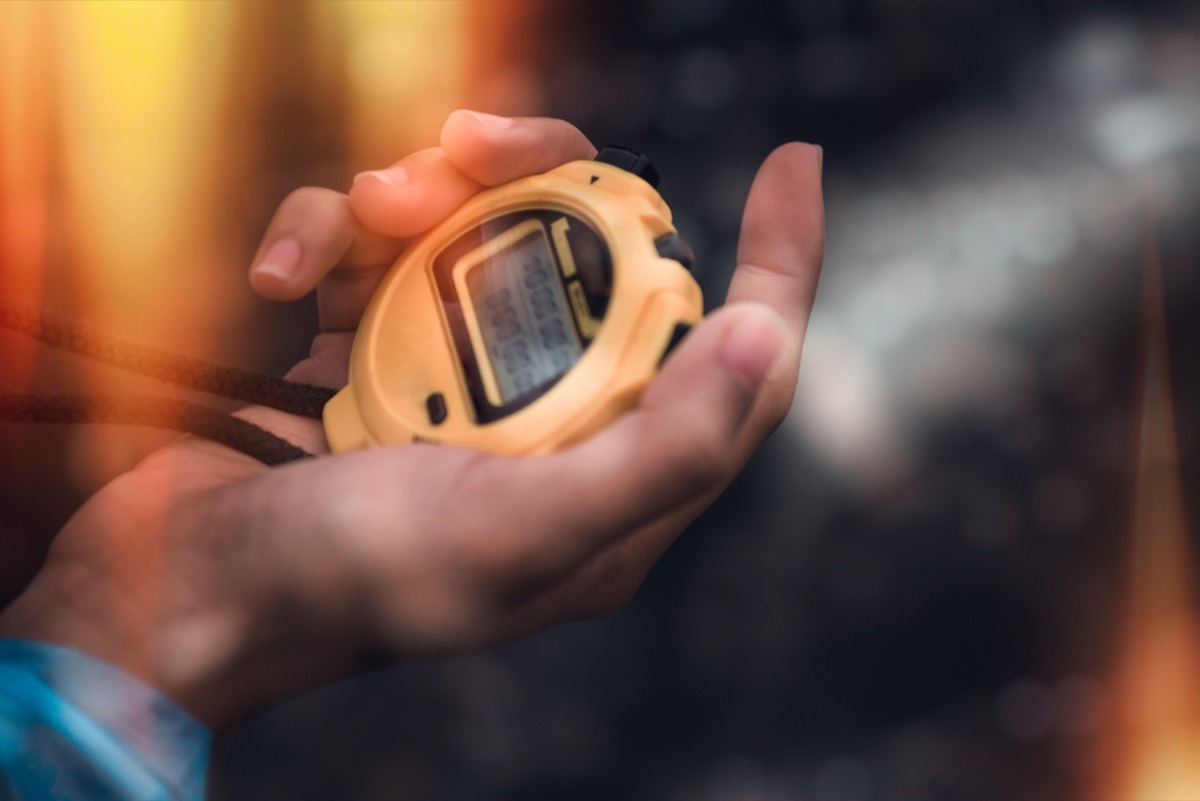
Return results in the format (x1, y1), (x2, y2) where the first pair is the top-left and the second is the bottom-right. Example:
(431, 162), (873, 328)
(0, 111), (824, 730)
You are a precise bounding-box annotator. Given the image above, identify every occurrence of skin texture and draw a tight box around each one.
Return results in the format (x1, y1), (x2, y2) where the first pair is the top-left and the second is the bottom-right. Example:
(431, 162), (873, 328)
(0, 111), (825, 731)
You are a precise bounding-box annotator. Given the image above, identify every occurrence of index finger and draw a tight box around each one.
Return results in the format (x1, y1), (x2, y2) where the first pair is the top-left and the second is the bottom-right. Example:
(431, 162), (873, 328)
(249, 187), (408, 332)
(348, 113), (597, 236)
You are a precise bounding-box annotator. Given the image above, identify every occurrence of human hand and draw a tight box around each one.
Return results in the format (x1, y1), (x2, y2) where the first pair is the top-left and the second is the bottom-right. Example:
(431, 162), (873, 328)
(0, 112), (823, 730)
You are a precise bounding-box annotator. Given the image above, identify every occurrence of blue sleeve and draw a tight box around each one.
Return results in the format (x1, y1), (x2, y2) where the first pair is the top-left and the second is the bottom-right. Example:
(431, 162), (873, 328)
(0, 639), (209, 801)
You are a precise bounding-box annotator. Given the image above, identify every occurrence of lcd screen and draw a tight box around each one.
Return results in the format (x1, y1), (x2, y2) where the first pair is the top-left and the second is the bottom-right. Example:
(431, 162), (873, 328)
(465, 230), (583, 404)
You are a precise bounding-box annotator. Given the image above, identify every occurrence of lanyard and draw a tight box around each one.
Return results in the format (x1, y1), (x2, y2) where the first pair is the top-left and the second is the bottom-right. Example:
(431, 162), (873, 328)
(0, 304), (332, 466)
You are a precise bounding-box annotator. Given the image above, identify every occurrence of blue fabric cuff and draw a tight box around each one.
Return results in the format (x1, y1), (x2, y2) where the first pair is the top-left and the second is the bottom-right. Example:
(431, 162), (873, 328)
(0, 638), (209, 801)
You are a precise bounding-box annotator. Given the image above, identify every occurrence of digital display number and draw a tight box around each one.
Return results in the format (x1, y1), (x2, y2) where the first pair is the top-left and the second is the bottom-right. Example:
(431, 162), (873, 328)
(466, 231), (582, 404)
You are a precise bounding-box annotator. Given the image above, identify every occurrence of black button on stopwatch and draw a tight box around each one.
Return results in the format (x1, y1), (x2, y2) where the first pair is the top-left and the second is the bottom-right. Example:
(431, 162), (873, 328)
(425, 392), (448, 425)
(595, 146), (661, 188)
(653, 233), (694, 273)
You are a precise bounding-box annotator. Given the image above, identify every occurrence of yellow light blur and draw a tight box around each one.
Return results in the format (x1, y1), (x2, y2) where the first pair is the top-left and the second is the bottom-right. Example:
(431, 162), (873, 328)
(339, 0), (467, 166)
(49, 1), (236, 477)
(57, 0), (235, 310)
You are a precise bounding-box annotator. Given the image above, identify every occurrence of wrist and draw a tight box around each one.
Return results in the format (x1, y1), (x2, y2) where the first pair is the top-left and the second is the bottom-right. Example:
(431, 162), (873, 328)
(0, 539), (258, 730)
(0, 472), (377, 729)
(0, 473), (259, 728)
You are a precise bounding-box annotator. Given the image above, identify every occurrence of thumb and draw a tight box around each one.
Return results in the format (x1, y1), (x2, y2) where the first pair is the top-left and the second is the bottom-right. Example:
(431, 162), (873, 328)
(504, 303), (788, 573)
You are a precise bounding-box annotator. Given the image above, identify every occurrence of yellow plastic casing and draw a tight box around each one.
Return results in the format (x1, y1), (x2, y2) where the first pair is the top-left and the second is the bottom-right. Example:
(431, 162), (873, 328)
(323, 159), (702, 456)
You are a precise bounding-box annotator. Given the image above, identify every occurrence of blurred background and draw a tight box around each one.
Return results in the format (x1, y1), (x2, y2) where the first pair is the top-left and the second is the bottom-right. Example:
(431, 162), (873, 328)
(2, 1), (1199, 799)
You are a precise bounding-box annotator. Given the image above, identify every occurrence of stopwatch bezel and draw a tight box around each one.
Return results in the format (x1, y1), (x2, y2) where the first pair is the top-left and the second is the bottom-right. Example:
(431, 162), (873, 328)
(328, 159), (701, 455)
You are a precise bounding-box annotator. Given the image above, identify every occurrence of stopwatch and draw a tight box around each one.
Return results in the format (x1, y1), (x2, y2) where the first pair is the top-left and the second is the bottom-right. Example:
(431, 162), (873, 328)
(323, 147), (702, 455)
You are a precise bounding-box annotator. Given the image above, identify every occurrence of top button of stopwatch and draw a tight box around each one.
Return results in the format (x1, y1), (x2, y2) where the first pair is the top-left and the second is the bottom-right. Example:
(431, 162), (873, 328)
(595, 146), (660, 188)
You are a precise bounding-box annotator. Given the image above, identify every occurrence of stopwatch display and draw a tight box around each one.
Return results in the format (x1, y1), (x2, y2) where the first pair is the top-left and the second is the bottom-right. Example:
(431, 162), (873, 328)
(432, 210), (611, 422)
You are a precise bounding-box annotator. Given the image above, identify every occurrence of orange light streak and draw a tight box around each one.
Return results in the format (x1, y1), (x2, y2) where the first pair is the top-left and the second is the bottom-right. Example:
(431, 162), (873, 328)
(1090, 222), (1200, 800)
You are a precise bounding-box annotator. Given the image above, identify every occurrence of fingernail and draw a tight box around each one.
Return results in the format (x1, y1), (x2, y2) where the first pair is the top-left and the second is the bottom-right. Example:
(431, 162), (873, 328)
(815, 145), (824, 174)
(353, 165), (408, 188)
(722, 307), (787, 391)
(252, 238), (301, 281)
(462, 109), (513, 131)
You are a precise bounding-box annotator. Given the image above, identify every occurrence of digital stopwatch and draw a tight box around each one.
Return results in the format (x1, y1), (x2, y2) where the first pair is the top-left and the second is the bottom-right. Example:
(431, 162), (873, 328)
(323, 147), (702, 456)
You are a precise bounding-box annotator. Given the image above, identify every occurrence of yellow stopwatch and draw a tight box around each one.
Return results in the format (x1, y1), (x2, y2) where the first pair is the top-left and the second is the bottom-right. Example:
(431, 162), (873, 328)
(324, 147), (702, 456)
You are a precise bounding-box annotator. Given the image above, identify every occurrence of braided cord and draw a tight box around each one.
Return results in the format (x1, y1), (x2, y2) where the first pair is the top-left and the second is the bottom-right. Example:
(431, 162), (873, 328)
(0, 304), (333, 465)
(0, 304), (335, 418)
(0, 394), (312, 467)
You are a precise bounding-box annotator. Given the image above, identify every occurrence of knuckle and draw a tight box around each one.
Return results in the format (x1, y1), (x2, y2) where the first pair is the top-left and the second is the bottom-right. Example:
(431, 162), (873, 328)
(549, 126), (597, 163)
(469, 158), (509, 187)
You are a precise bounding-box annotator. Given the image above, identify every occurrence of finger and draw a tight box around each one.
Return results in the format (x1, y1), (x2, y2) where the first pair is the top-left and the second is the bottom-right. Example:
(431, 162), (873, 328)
(348, 146), (483, 238)
(583, 144), (825, 584)
(727, 142), (825, 443)
(476, 304), (786, 588)
(248, 187), (406, 332)
(440, 110), (597, 186)
(549, 149), (825, 613)
(281, 332), (354, 390)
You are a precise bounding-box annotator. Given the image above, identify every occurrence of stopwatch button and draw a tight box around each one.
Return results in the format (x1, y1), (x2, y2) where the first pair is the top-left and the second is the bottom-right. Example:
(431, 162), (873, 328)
(658, 323), (693, 367)
(425, 392), (448, 426)
(595, 146), (660, 188)
(654, 232), (695, 272)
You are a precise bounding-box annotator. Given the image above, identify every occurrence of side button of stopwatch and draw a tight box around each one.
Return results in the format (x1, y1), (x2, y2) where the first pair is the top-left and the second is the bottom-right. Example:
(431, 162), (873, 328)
(595, 146), (660, 189)
(653, 232), (695, 272)
(658, 323), (693, 367)
(425, 393), (448, 426)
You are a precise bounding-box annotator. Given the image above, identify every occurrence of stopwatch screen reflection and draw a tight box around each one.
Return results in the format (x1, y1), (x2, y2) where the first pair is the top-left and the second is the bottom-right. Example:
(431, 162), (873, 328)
(433, 209), (613, 423)
(465, 229), (583, 404)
